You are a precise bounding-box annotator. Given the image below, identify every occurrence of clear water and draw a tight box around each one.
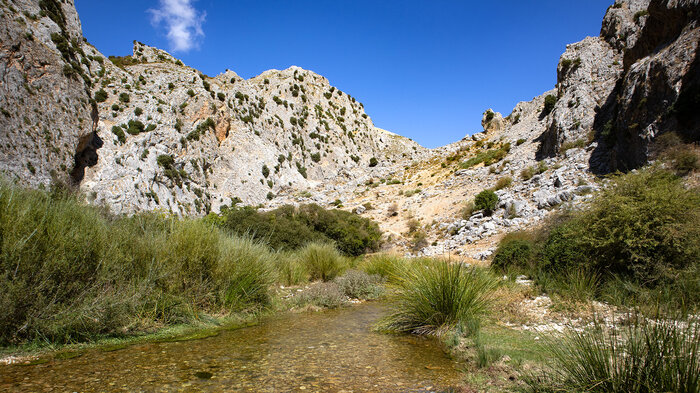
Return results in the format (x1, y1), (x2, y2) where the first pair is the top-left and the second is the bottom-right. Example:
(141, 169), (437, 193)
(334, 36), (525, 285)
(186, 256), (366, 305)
(0, 303), (463, 392)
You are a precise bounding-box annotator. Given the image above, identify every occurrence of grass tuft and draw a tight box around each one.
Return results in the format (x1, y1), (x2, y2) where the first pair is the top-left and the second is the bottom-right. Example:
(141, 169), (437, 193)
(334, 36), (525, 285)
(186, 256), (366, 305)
(378, 260), (496, 335)
(525, 315), (700, 393)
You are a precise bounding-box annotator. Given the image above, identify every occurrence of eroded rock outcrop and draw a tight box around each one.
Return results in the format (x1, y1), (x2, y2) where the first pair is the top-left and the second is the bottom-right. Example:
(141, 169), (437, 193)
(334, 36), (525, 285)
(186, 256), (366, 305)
(0, 0), (97, 186)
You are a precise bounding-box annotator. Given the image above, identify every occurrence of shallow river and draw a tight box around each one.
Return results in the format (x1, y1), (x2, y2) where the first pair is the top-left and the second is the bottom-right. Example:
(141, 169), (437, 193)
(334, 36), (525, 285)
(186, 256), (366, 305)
(0, 303), (463, 392)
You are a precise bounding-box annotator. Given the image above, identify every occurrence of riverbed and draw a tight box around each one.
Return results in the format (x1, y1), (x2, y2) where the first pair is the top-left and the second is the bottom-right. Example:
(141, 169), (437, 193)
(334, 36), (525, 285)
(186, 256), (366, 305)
(0, 302), (463, 392)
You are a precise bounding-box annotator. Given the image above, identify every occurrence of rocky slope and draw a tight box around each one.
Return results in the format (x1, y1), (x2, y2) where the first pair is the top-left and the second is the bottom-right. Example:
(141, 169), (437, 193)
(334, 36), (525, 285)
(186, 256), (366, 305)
(0, 0), (697, 256)
(80, 42), (427, 214)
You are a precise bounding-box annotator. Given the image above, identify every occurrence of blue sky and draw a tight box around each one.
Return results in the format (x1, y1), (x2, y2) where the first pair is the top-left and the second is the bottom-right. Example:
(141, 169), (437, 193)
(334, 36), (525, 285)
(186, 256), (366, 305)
(75, 1), (613, 148)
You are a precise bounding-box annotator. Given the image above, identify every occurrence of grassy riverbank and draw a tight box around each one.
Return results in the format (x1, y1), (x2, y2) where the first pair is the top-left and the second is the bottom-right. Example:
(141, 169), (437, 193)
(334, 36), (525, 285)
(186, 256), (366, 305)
(0, 180), (382, 349)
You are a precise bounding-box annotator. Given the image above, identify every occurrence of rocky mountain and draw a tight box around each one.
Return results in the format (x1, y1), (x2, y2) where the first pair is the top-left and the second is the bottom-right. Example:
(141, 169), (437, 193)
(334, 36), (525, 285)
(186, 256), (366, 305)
(0, 0), (697, 256)
(81, 42), (427, 214)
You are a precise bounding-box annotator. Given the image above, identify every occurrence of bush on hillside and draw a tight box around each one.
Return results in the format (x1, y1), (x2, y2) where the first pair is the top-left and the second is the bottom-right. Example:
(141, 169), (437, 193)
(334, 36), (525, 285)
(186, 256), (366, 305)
(474, 189), (498, 215)
(491, 167), (700, 307)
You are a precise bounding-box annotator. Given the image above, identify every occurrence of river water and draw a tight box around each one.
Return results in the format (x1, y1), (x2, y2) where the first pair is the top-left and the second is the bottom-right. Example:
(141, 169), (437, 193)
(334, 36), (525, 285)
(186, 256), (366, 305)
(0, 302), (463, 392)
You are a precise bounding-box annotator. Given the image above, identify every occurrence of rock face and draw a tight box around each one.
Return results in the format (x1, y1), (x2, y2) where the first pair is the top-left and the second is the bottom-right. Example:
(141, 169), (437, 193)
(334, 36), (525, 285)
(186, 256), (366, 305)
(538, 0), (700, 173)
(0, 0), (97, 186)
(481, 109), (505, 133)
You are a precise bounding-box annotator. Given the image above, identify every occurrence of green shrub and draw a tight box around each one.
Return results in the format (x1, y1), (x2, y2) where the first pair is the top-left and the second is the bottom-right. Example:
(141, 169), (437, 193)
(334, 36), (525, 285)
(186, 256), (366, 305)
(460, 144), (510, 169)
(296, 242), (346, 282)
(216, 204), (381, 256)
(369, 157), (378, 167)
(516, 138), (526, 146)
(111, 126), (126, 144)
(541, 169), (699, 287)
(495, 167), (700, 308)
(491, 232), (536, 273)
(187, 89), (195, 97)
(125, 120), (144, 135)
(156, 154), (175, 169)
(542, 94), (557, 116)
(474, 189), (498, 215)
(118, 92), (130, 103)
(379, 261), (496, 335)
(94, 89), (108, 103)
(525, 316), (699, 393)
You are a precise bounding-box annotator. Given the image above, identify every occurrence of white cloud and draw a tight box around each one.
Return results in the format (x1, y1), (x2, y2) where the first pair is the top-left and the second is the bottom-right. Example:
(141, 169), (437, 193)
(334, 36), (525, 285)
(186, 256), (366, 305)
(149, 0), (206, 52)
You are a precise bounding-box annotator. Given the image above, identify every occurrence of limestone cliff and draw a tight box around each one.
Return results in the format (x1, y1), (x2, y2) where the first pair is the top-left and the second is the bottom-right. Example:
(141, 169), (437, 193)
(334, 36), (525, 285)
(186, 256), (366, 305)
(537, 0), (700, 172)
(0, 0), (97, 187)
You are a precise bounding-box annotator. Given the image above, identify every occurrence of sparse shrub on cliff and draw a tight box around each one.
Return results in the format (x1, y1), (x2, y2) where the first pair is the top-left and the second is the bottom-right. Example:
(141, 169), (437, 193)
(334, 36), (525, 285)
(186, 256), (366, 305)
(94, 89), (108, 102)
(493, 176), (512, 190)
(369, 157), (378, 167)
(118, 92), (130, 103)
(111, 126), (126, 144)
(542, 94), (557, 116)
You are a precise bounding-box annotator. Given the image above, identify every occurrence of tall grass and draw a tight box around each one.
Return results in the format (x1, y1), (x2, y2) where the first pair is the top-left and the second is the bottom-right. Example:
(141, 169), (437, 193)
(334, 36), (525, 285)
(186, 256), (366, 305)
(379, 260), (497, 335)
(296, 242), (346, 281)
(358, 254), (405, 283)
(525, 316), (700, 393)
(0, 181), (278, 345)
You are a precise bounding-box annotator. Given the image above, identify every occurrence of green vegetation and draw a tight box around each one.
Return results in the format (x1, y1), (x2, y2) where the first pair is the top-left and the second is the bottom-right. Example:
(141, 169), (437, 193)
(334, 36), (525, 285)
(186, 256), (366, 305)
(474, 189), (498, 215)
(187, 117), (215, 141)
(379, 260), (496, 335)
(111, 126), (126, 144)
(125, 120), (144, 135)
(521, 161), (548, 180)
(493, 175), (512, 190)
(492, 167), (700, 308)
(296, 242), (345, 281)
(94, 89), (108, 103)
(460, 143), (511, 168)
(525, 316), (699, 393)
(542, 94), (557, 116)
(118, 92), (130, 103)
(369, 157), (378, 167)
(0, 181), (278, 345)
(633, 9), (649, 22)
(214, 204), (382, 256)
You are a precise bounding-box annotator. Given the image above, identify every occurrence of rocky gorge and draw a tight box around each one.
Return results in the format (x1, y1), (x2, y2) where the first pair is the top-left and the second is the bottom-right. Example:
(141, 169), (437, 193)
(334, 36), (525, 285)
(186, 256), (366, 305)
(0, 0), (698, 256)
